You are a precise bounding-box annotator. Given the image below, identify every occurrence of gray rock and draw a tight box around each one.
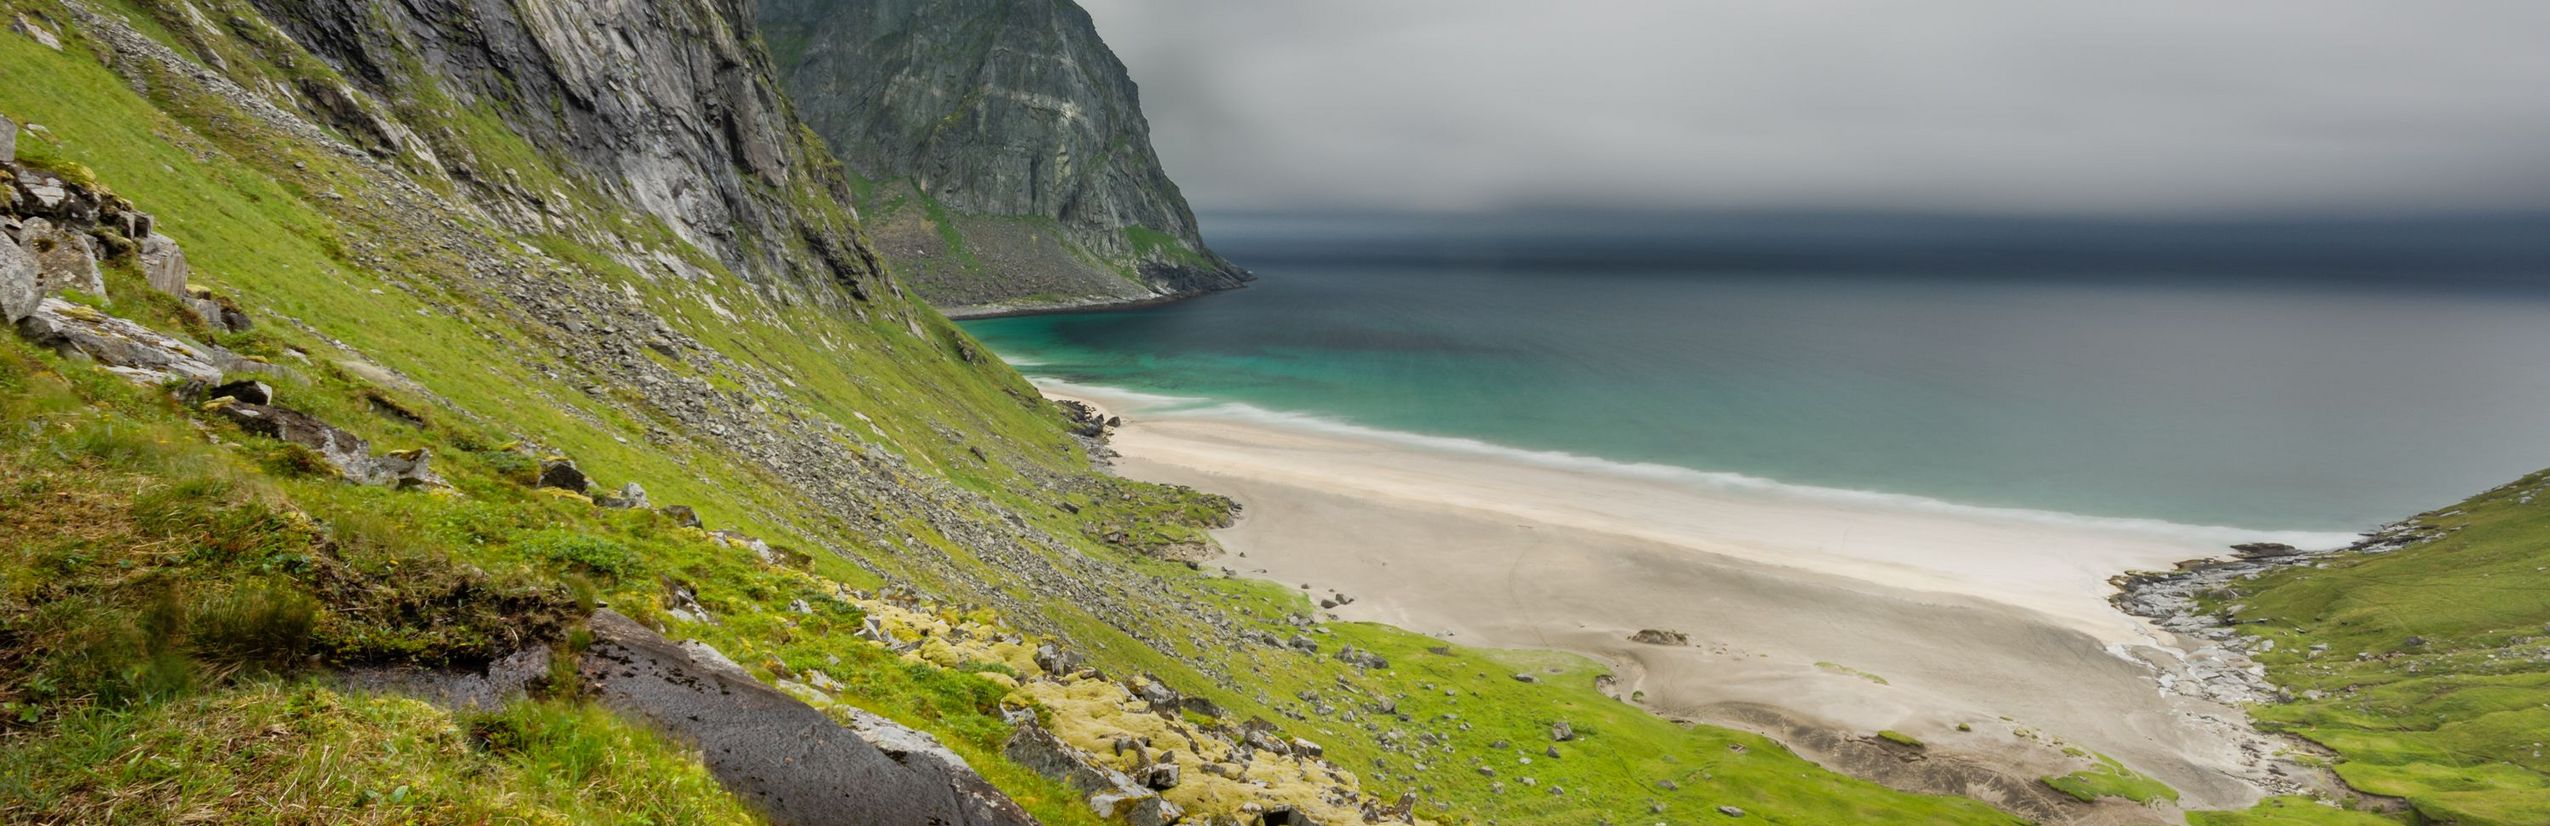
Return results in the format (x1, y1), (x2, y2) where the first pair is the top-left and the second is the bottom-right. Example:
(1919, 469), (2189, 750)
(1004, 721), (1175, 826)
(660, 504), (702, 528)
(140, 234), (190, 297)
(16, 299), (222, 384)
(12, 14), (60, 51)
(596, 481), (649, 509)
(1718, 805), (1747, 817)
(17, 218), (106, 299)
(580, 610), (1034, 826)
(1552, 721), (1576, 742)
(377, 447), (446, 490)
(0, 113), (15, 164)
(209, 400), (380, 484)
(1034, 642), (1080, 677)
(0, 228), (36, 323)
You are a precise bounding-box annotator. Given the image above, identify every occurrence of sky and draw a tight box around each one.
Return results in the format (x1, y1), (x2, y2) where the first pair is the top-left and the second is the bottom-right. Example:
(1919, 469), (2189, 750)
(1074, 1), (2550, 216)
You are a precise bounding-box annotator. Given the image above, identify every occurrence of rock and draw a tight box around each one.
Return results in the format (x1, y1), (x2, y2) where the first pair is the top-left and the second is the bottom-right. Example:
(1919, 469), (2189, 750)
(0, 113), (14, 164)
(1004, 722), (1176, 826)
(0, 227), (36, 323)
(1335, 645), (1389, 670)
(139, 235), (190, 297)
(579, 611), (1034, 826)
(208, 379), (273, 405)
(1034, 642), (1081, 677)
(209, 400), (382, 484)
(661, 504), (702, 528)
(17, 218), (106, 299)
(1287, 634), (1320, 654)
(597, 481), (649, 509)
(12, 14), (60, 51)
(1718, 805), (1747, 817)
(1141, 761), (1180, 790)
(536, 457), (590, 492)
(2230, 542), (2302, 559)
(16, 298), (222, 385)
(1512, 673), (1537, 684)
(1629, 629), (1691, 646)
(377, 447), (446, 490)
(1552, 721), (1576, 742)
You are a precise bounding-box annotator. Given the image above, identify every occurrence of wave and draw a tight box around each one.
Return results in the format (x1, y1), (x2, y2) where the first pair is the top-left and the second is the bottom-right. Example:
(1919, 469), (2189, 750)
(1032, 376), (2366, 552)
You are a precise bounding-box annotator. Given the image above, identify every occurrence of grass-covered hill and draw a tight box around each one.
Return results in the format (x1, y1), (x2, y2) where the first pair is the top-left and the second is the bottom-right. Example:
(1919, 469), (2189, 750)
(2189, 472), (2550, 826)
(0, 0), (2020, 823)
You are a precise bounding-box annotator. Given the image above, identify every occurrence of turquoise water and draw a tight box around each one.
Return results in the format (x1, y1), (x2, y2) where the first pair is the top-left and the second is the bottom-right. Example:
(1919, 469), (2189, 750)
(962, 214), (2550, 532)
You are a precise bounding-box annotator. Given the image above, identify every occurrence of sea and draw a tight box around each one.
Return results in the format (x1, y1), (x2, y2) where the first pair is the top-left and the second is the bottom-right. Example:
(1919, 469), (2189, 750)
(961, 211), (2550, 534)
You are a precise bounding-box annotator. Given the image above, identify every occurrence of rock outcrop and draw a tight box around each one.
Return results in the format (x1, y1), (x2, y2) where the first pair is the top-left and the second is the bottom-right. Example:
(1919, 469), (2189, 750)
(579, 610), (1038, 826)
(759, 0), (1251, 316)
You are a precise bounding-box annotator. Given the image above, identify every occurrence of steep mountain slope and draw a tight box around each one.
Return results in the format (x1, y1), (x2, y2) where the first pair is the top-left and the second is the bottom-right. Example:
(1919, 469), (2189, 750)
(758, 0), (1250, 317)
(0, 1), (2024, 824)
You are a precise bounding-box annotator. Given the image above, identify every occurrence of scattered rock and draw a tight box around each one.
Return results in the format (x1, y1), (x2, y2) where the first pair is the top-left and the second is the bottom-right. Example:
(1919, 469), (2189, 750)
(377, 447), (446, 490)
(2230, 542), (2302, 559)
(12, 14), (61, 51)
(208, 400), (376, 482)
(1629, 629), (1691, 646)
(1551, 721), (1575, 742)
(1717, 805), (1746, 817)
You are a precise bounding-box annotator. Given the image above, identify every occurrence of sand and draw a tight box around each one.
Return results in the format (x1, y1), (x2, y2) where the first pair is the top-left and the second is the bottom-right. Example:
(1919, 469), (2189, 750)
(1048, 381), (2353, 814)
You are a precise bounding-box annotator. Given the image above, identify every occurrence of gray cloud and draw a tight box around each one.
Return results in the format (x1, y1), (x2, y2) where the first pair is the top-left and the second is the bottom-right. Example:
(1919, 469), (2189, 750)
(1074, 0), (2550, 214)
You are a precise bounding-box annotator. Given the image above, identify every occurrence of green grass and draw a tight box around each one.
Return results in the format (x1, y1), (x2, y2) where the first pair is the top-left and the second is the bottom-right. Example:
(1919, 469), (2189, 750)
(2040, 751), (2180, 805)
(2189, 796), (2405, 826)
(2197, 469), (2550, 825)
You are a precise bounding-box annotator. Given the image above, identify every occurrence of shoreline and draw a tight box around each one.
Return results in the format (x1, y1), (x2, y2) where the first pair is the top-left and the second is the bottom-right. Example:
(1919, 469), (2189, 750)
(1044, 379), (2346, 819)
(938, 274), (1253, 320)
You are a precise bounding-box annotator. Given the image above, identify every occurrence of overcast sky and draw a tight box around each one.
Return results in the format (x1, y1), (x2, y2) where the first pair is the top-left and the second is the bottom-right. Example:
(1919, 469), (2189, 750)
(1074, 1), (2550, 215)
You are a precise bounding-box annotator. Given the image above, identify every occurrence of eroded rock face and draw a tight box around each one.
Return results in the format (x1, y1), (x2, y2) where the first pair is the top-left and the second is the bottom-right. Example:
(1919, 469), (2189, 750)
(758, 0), (1250, 313)
(0, 228), (37, 323)
(17, 217), (105, 299)
(578, 610), (1036, 826)
(16, 298), (223, 384)
(140, 234), (188, 296)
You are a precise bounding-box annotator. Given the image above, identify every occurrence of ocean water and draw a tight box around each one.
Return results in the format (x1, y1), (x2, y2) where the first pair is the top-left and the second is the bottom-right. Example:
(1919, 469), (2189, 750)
(961, 212), (2550, 532)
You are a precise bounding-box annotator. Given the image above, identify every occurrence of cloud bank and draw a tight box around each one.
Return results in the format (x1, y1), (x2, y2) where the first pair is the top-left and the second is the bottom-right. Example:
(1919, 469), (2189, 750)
(1076, 0), (2550, 215)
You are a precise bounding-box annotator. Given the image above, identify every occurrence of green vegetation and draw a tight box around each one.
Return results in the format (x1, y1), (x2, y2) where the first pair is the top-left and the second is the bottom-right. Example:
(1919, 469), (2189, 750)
(1878, 729), (1925, 748)
(2189, 796), (2404, 826)
(1122, 225), (1214, 270)
(2197, 470), (2550, 825)
(2040, 751), (2180, 805)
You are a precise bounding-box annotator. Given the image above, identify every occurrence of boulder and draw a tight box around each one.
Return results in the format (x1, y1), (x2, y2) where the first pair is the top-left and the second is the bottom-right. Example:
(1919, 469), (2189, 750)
(579, 610), (1035, 826)
(0, 228), (36, 323)
(139, 235), (189, 297)
(378, 448), (447, 490)
(16, 298), (222, 384)
(1551, 721), (1575, 742)
(207, 379), (273, 405)
(209, 400), (381, 484)
(17, 218), (105, 299)
(536, 456), (589, 492)
(661, 504), (702, 528)
(1, 113), (15, 164)
(597, 481), (649, 509)
(11, 14), (61, 51)
(1003, 722), (1176, 826)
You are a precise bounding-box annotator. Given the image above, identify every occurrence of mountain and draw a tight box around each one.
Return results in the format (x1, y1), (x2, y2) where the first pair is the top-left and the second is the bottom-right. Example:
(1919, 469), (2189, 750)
(757, 0), (1250, 317)
(0, 0), (2015, 823)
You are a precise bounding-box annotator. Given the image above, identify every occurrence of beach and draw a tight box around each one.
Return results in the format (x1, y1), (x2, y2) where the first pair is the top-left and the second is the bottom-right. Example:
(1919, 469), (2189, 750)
(1047, 380), (2352, 814)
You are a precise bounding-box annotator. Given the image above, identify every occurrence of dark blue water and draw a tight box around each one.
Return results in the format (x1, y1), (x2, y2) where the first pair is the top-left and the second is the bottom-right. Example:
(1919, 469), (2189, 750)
(964, 212), (2550, 531)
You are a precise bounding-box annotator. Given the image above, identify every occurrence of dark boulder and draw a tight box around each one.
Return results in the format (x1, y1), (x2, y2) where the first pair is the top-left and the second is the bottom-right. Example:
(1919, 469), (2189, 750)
(536, 457), (589, 492)
(208, 379), (273, 405)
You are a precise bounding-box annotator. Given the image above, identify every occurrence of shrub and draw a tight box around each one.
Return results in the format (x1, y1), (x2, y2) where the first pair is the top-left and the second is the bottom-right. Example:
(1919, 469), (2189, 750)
(519, 532), (638, 579)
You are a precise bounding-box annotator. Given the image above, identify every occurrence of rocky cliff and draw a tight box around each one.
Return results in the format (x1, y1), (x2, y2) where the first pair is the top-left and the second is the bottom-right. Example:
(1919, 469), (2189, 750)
(759, 0), (1250, 316)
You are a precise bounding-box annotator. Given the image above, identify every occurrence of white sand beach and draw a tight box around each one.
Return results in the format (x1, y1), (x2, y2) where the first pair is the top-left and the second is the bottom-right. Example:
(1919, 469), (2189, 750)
(1046, 380), (2356, 814)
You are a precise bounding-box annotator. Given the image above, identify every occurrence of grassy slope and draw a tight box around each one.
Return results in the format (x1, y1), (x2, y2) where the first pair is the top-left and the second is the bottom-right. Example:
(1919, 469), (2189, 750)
(2199, 470), (2550, 825)
(0, 2), (2019, 823)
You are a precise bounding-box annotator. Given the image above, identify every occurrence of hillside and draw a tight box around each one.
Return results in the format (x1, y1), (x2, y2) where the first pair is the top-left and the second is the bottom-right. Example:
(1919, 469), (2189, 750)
(2119, 474), (2550, 826)
(757, 0), (1250, 317)
(0, 1), (2017, 824)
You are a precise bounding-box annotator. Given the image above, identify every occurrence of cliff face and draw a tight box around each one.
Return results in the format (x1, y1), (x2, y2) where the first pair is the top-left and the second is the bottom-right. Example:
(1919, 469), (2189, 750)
(759, 0), (1249, 316)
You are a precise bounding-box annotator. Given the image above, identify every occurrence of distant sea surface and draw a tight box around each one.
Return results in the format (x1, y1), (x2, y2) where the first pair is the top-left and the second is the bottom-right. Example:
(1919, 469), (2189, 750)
(961, 212), (2550, 532)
